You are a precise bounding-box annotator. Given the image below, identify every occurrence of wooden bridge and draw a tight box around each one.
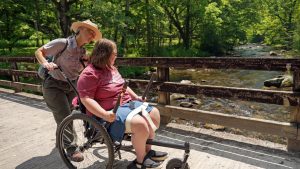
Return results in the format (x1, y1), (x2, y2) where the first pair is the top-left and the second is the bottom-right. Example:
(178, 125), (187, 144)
(0, 56), (300, 168)
(1, 88), (300, 169)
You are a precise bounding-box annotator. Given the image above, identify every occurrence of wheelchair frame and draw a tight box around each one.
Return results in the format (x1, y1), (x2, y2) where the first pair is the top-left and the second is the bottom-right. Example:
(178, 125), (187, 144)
(56, 66), (191, 169)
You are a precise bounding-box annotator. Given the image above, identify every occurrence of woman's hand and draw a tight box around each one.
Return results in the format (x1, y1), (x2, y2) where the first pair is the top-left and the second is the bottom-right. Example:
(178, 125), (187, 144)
(104, 111), (116, 122)
(135, 96), (146, 102)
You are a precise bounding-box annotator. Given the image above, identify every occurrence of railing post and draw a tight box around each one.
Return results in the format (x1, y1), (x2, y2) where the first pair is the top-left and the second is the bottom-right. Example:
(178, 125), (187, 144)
(288, 69), (300, 151)
(10, 62), (19, 82)
(157, 67), (171, 124)
(10, 61), (22, 92)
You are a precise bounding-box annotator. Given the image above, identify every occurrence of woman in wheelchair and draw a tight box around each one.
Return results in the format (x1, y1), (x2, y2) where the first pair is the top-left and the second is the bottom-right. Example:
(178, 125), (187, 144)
(77, 38), (168, 169)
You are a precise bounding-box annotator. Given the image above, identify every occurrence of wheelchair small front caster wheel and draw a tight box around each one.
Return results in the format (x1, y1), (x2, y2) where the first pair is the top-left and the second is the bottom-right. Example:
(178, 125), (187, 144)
(166, 158), (190, 169)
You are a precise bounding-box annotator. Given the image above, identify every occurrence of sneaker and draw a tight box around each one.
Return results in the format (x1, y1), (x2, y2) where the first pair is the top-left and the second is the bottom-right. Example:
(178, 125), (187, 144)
(69, 150), (84, 162)
(146, 150), (168, 161)
(67, 147), (84, 162)
(127, 158), (162, 169)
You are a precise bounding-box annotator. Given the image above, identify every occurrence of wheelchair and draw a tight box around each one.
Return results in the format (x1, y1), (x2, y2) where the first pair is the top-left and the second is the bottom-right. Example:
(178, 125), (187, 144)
(56, 67), (190, 169)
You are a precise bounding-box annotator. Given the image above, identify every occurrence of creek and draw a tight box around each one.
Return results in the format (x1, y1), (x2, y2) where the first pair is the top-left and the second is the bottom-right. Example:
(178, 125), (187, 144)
(169, 44), (293, 123)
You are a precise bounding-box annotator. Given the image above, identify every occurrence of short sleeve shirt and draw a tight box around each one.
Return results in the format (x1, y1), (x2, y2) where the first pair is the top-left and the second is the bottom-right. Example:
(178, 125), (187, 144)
(77, 64), (132, 111)
(42, 36), (85, 81)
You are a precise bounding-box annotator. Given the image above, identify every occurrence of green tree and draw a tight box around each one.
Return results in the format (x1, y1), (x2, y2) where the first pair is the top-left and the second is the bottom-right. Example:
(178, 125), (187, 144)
(258, 0), (299, 48)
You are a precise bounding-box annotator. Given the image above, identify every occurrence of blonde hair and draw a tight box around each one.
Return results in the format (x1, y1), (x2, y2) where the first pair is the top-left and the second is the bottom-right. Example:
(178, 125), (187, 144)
(90, 39), (116, 69)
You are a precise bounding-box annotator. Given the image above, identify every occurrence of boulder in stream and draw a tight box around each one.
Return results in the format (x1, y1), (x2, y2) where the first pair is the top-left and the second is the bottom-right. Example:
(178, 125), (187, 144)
(264, 75), (293, 88)
(179, 102), (193, 108)
(269, 51), (278, 56)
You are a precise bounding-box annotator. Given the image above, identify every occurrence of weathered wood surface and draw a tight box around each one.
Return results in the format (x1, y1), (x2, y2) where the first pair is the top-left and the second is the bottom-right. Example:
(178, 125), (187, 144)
(156, 104), (297, 139)
(1, 78), (297, 140)
(2, 76), (298, 106)
(117, 57), (300, 71)
(0, 88), (300, 169)
(0, 69), (38, 78)
(0, 56), (37, 63)
(0, 80), (42, 93)
(2, 57), (300, 71)
(156, 82), (300, 106)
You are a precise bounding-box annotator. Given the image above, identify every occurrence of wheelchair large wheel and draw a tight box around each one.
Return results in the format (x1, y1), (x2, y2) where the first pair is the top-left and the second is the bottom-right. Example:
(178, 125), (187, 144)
(56, 112), (114, 169)
(166, 158), (190, 169)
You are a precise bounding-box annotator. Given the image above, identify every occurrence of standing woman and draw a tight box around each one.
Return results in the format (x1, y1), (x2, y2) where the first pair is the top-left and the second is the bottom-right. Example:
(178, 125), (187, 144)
(35, 20), (101, 161)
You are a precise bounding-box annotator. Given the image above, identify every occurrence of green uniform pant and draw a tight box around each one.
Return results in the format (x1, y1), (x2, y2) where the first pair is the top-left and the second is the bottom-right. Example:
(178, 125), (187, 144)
(43, 76), (77, 148)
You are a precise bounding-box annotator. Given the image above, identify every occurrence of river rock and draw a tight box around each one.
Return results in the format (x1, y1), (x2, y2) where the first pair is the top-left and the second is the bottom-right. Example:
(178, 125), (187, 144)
(281, 75), (293, 87)
(179, 102), (193, 108)
(264, 75), (293, 88)
(280, 50), (286, 53)
(204, 124), (226, 131)
(264, 77), (283, 88)
(170, 93), (186, 100)
(192, 99), (201, 105)
(269, 51), (278, 56)
(180, 80), (193, 84)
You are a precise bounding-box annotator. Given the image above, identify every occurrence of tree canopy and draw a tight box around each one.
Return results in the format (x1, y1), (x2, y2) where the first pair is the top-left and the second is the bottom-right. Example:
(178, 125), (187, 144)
(1, 0), (299, 56)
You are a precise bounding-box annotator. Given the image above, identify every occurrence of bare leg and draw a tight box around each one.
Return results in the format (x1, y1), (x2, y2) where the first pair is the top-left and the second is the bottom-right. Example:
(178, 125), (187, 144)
(131, 115), (150, 163)
(146, 107), (160, 152)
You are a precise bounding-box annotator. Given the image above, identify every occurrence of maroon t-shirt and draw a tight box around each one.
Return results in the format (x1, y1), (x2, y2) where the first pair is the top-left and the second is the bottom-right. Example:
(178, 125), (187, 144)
(77, 64), (131, 111)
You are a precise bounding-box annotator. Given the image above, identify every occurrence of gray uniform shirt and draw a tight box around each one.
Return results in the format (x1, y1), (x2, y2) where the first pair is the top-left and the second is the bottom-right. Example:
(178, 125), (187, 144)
(42, 36), (85, 81)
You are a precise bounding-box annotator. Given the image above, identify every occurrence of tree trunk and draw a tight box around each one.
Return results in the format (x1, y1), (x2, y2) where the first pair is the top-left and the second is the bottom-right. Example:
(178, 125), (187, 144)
(184, 0), (191, 49)
(52, 0), (73, 37)
(162, 4), (191, 49)
(120, 0), (129, 57)
(34, 0), (41, 47)
(169, 23), (173, 47)
(113, 26), (118, 43)
(146, 0), (152, 57)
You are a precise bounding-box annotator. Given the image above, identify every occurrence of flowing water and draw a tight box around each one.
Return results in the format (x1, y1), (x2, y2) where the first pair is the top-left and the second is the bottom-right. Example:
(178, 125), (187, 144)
(169, 44), (293, 123)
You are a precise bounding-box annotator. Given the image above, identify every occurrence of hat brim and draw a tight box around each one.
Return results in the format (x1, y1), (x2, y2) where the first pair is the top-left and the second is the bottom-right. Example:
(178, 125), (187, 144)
(71, 22), (102, 41)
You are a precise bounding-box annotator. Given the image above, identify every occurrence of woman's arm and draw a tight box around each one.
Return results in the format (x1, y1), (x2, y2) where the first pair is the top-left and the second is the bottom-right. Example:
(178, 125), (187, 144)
(126, 87), (145, 101)
(81, 97), (116, 122)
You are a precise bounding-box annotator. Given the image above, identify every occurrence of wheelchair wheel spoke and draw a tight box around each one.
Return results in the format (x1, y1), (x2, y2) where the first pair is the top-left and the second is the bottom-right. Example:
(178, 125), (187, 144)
(57, 113), (114, 169)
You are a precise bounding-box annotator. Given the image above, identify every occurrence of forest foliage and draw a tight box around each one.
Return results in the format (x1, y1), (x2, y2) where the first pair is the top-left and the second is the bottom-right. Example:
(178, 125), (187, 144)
(0, 0), (300, 57)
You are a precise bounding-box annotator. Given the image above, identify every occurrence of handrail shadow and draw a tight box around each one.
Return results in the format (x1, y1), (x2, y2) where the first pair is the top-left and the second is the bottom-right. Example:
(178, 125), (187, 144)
(156, 125), (300, 169)
(0, 90), (49, 111)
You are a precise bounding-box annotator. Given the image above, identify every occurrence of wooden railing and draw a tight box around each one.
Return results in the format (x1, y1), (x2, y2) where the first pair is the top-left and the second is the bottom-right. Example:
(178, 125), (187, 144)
(0, 56), (300, 151)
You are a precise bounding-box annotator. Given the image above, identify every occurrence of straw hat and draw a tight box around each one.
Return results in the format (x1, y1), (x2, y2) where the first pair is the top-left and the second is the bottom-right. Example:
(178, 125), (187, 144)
(71, 19), (102, 41)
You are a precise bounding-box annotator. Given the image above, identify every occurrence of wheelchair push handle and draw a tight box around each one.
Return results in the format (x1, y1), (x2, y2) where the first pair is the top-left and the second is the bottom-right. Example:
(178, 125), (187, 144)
(142, 72), (156, 100)
(112, 80), (128, 114)
(55, 66), (81, 101)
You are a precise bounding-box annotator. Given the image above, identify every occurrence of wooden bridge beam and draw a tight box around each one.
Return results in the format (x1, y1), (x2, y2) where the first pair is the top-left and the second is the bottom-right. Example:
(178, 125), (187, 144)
(287, 70), (300, 151)
(157, 67), (171, 124)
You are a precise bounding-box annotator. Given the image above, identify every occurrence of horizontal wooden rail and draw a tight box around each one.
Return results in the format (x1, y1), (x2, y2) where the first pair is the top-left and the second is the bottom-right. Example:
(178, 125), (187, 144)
(129, 79), (300, 106)
(117, 57), (300, 71)
(0, 80), (42, 92)
(1, 57), (300, 71)
(154, 104), (298, 140)
(0, 56), (37, 63)
(0, 69), (38, 78)
(0, 72), (298, 106)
